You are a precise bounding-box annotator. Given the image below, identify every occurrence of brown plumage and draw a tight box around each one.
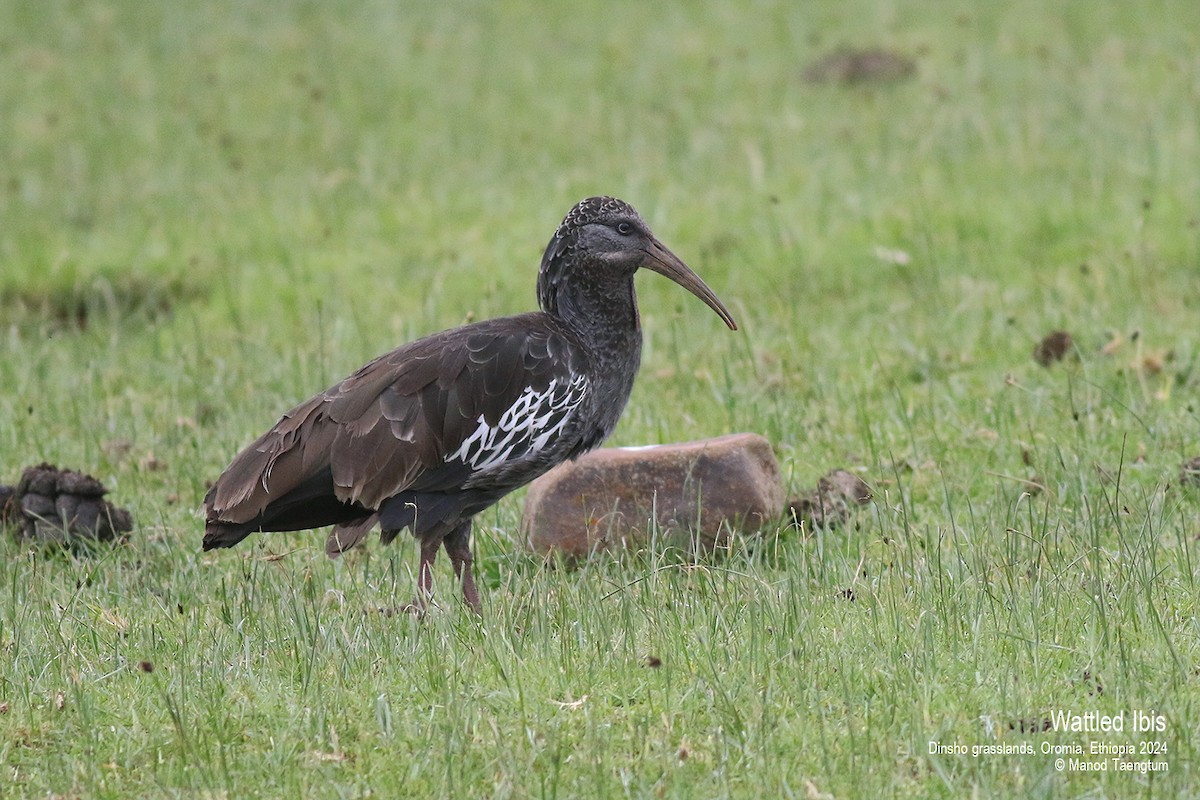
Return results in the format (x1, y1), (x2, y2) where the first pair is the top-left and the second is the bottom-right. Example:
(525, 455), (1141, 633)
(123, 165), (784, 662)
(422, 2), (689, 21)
(203, 196), (736, 614)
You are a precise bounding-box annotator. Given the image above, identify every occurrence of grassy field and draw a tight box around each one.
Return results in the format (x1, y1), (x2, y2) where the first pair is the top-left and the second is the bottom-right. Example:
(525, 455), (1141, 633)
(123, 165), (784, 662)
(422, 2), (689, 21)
(2, 0), (1199, 796)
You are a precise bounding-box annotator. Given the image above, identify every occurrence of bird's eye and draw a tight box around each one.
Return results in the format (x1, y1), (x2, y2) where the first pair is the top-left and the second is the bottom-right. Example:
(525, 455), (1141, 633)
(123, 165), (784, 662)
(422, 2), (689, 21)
(616, 222), (634, 236)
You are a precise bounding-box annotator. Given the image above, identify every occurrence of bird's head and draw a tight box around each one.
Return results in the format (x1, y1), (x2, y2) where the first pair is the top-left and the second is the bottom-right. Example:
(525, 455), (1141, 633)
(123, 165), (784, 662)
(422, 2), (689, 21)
(538, 196), (737, 330)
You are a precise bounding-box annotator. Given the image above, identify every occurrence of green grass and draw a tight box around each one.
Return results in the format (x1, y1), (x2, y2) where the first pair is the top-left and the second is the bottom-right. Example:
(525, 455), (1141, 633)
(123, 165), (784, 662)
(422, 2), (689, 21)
(2, 0), (1200, 796)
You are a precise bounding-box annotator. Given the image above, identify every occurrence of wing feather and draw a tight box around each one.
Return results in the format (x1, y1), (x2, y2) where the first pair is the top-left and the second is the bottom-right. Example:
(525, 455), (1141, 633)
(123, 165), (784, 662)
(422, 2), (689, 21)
(204, 313), (588, 532)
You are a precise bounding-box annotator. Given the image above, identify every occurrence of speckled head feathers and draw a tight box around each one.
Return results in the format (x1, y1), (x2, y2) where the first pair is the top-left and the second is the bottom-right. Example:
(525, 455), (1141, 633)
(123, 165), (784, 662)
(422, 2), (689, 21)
(538, 197), (645, 316)
(553, 196), (642, 239)
(536, 196), (736, 332)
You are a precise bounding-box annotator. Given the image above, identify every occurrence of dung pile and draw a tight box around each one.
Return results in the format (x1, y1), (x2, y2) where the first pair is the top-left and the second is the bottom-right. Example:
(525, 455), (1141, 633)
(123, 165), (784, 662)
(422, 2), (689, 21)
(787, 469), (873, 532)
(803, 46), (917, 86)
(0, 463), (133, 545)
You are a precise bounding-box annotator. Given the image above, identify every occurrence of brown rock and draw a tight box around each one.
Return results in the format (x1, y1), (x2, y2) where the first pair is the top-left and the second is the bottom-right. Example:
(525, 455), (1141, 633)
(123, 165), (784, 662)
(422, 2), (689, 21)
(522, 433), (785, 559)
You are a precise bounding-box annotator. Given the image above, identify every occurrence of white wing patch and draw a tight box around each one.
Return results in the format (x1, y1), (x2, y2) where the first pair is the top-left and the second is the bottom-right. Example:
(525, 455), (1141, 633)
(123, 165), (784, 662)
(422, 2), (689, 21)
(448, 374), (589, 472)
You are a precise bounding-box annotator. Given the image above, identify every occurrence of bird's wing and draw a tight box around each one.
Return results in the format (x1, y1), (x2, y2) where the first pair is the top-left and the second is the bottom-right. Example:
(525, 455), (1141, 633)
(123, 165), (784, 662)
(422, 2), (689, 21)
(326, 317), (589, 507)
(203, 390), (336, 525)
(204, 315), (588, 524)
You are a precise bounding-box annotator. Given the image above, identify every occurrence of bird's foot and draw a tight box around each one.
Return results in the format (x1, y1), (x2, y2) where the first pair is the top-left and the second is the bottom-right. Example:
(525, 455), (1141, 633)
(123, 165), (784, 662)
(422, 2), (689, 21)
(462, 583), (483, 617)
(374, 598), (431, 619)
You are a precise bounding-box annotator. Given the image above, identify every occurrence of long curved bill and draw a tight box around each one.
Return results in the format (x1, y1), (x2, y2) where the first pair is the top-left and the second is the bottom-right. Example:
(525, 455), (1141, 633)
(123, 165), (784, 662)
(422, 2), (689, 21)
(643, 238), (738, 331)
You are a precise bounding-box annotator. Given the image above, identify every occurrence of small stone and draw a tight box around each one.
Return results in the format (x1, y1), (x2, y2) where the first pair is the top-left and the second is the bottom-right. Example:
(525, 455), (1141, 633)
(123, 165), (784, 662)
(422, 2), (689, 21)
(522, 433), (785, 560)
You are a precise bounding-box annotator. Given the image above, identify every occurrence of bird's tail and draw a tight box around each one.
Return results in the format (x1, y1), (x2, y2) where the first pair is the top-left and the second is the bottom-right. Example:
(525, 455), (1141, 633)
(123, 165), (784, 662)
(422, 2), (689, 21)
(202, 520), (255, 550)
(325, 514), (378, 558)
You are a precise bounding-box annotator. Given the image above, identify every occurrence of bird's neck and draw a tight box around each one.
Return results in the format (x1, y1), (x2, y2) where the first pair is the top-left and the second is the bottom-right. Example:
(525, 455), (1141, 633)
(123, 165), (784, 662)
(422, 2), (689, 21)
(551, 275), (644, 358)
(540, 276), (643, 450)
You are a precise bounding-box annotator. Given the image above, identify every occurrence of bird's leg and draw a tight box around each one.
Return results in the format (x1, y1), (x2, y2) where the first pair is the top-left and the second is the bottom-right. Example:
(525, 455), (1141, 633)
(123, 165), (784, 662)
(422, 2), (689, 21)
(443, 520), (481, 615)
(391, 536), (440, 616)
